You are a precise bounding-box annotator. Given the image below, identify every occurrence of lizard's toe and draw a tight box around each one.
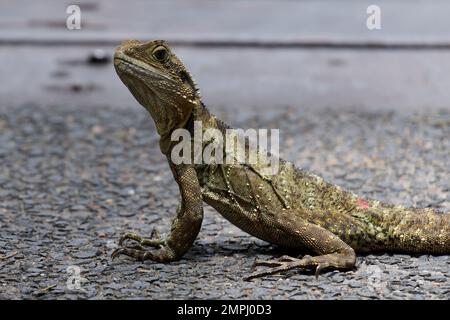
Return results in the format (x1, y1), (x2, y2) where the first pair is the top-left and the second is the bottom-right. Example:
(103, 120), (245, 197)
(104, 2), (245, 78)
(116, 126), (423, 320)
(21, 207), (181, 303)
(111, 247), (148, 261)
(117, 232), (165, 248)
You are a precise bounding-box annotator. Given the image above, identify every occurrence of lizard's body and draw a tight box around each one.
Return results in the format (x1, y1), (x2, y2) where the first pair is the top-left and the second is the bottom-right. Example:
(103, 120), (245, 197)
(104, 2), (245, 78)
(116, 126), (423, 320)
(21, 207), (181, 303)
(112, 40), (449, 279)
(194, 110), (448, 256)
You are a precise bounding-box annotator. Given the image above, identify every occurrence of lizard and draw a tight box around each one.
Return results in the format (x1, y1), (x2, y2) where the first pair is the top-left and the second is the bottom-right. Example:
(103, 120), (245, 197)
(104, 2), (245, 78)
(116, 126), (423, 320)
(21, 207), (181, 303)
(111, 39), (449, 280)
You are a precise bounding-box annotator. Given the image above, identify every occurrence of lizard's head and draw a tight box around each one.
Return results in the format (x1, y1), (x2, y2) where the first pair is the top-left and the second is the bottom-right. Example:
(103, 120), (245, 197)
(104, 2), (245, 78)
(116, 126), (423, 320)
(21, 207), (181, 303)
(114, 40), (200, 136)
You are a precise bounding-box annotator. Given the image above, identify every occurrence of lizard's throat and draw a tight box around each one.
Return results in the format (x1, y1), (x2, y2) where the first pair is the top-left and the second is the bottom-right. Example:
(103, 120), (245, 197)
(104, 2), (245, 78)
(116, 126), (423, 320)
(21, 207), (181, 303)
(126, 79), (174, 136)
(126, 77), (193, 138)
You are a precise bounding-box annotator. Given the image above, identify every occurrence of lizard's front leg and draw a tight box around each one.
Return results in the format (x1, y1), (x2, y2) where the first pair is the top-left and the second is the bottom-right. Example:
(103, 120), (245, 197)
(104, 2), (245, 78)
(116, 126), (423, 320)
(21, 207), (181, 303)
(112, 163), (203, 262)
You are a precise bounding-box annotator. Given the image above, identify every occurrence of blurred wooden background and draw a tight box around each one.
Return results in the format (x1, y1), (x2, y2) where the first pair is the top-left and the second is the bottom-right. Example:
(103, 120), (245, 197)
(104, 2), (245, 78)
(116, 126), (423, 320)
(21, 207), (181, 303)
(2, 0), (450, 112)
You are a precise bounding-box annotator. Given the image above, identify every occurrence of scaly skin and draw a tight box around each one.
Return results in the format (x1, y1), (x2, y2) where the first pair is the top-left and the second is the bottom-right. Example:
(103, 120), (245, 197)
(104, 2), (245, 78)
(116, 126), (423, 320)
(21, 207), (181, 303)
(111, 40), (449, 280)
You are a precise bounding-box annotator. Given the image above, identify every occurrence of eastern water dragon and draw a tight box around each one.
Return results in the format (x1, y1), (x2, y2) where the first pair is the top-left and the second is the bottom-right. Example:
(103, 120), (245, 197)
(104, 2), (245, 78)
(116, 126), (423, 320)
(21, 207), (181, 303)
(111, 40), (449, 280)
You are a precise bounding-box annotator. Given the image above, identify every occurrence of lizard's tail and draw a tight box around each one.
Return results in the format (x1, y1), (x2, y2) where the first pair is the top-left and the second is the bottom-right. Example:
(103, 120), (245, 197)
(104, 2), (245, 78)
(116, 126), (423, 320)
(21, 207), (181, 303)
(375, 205), (450, 254)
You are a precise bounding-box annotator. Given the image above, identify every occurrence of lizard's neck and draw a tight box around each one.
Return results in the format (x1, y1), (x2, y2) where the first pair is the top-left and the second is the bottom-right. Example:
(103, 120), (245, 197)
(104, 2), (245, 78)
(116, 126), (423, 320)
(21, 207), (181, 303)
(159, 100), (221, 156)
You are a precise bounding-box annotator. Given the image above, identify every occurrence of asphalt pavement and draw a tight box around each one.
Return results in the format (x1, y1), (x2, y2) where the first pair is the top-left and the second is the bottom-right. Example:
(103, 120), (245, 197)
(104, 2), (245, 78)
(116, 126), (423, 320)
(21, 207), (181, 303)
(0, 103), (448, 299)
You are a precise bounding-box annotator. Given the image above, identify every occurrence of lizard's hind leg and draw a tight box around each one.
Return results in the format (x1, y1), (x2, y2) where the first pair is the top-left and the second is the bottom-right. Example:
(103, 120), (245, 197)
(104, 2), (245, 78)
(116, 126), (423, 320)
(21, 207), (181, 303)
(245, 213), (356, 280)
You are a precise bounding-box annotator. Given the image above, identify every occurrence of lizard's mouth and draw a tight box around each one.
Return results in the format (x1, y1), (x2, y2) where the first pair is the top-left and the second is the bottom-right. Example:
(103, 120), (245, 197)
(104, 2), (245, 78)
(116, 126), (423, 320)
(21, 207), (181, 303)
(114, 56), (172, 83)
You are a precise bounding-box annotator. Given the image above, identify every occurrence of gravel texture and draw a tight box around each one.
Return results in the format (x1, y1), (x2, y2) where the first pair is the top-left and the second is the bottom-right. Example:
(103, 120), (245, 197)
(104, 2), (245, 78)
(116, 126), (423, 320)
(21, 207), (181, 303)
(0, 103), (449, 299)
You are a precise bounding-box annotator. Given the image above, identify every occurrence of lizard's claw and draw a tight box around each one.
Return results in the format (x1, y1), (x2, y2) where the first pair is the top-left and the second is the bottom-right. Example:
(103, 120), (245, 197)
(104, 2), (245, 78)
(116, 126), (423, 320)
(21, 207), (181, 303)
(252, 255), (307, 267)
(150, 228), (160, 239)
(111, 247), (126, 260)
(251, 255), (297, 269)
(314, 262), (333, 279)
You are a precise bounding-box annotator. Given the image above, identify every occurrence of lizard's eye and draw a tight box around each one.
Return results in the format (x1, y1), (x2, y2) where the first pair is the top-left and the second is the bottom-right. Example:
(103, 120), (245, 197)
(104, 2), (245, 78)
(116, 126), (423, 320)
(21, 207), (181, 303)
(152, 46), (169, 63)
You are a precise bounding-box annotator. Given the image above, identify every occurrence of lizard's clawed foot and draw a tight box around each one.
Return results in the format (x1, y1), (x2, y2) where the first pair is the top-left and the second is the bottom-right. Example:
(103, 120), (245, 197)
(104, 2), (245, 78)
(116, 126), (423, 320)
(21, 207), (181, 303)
(111, 230), (169, 262)
(245, 251), (356, 281)
(245, 254), (324, 281)
(111, 243), (176, 262)
(118, 230), (164, 248)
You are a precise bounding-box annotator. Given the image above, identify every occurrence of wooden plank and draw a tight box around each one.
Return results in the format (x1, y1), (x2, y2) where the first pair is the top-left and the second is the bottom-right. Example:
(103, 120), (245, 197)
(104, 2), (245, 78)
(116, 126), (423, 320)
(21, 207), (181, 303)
(1, 0), (450, 45)
(1, 46), (450, 112)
